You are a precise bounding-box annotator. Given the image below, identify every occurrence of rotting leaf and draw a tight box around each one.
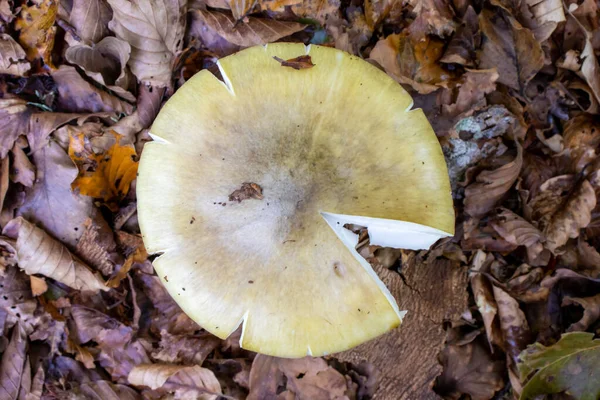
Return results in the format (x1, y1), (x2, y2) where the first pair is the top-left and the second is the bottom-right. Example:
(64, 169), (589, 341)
(192, 9), (307, 47)
(69, 131), (138, 210)
(69, 0), (113, 44)
(3, 217), (108, 292)
(152, 330), (221, 365)
(518, 332), (600, 400)
(273, 55), (315, 70)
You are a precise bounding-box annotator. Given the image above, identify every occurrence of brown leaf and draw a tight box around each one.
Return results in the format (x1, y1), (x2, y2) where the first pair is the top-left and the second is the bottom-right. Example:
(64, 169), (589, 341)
(14, 0), (57, 68)
(442, 68), (499, 117)
(64, 36), (135, 101)
(69, 381), (142, 400)
(10, 142), (35, 188)
(0, 34), (31, 76)
(0, 157), (9, 215)
(188, 12), (241, 58)
(562, 293), (600, 332)
(111, 84), (165, 140)
(408, 0), (456, 38)
(52, 66), (133, 114)
(530, 176), (596, 253)
(25, 363), (44, 400)
(470, 251), (503, 349)
(291, 0), (340, 25)
(3, 217), (108, 292)
(228, 0), (256, 21)
(69, 0), (112, 44)
(74, 218), (120, 276)
(29, 276), (47, 296)
(152, 330), (221, 365)
(128, 364), (222, 398)
(364, 0), (393, 29)
(192, 9), (306, 47)
(478, 8), (544, 93)
(490, 208), (548, 265)
(493, 286), (532, 364)
(18, 141), (94, 248)
(369, 33), (452, 94)
(138, 274), (201, 335)
(464, 144), (523, 218)
(563, 113), (600, 173)
(0, 267), (38, 334)
(69, 131), (138, 210)
(107, 0), (187, 87)
(434, 332), (505, 400)
(248, 355), (349, 400)
(440, 6), (479, 66)
(273, 55), (315, 70)
(0, 324), (27, 400)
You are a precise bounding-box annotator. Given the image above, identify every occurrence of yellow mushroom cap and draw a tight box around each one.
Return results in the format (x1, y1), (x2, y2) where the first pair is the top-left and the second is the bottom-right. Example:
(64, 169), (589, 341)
(137, 43), (454, 358)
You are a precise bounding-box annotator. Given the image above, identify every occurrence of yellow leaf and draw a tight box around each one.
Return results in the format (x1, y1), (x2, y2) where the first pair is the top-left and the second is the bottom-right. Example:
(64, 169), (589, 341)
(14, 0), (57, 69)
(69, 132), (138, 211)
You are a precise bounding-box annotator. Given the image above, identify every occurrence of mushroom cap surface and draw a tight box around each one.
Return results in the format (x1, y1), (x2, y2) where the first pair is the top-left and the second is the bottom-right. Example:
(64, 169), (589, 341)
(137, 43), (454, 357)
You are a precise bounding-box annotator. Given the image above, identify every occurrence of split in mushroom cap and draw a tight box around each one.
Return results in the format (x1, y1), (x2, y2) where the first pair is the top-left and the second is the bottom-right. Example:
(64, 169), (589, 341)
(137, 43), (454, 358)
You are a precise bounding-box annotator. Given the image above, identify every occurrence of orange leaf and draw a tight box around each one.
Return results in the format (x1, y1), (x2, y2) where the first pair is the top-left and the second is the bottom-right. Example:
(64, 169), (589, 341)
(14, 0), (57, 69)
(69, 132), (138, 211)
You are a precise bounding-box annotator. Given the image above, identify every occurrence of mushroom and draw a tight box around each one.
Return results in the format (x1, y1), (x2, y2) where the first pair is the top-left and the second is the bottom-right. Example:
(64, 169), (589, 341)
(137, 43), (454, 358)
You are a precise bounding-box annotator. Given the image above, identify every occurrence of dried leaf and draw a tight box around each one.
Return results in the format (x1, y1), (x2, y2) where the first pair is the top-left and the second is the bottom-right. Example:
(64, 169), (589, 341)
(3, 217), (108, 292)
(152, 330), (221, 365)
(563, 114), (600, 173)
(69, 0), (112, 44)
(291, 0), (340, 25)
(0, 324), (27, 400)
(64, 36), (134, 101)
(14, 0), (57, 67)
(25, 364), (44, 400)
(409, 0), (456, 38)
(52, 66), (133, 114)
(478, 8), (544, 93)
(29, 276), (47, 296)
(525, 0), (565, 25)
(370, 33), (452, 94)
(128, 364), (222, 398)
(69, 132), (138, 209)
(440, 6), (479, 66)
(442, 68), (499, 117)
(364, 0), (393, 29)
(0, 34), (30, 76)
(530, 176), (596, 253)
(519, 332), (600, 400)
(10, 142), (35, 188)
(248, 355), (349, 399)
(107, 0), (187, 86)
(273, 55), (315, 70)
(75, 218), (119, 276)
(0, 267), (37, 334)
(192, 9), (306, 47)
(69, 381), (142, 400)
(229, 0), (256, 21)
(18, 141), (93, 248)
(562, 293), (600, 332)
(138, 274), (201, 334)
(464, 145), (523, 218)
(490, 208), (548, 265)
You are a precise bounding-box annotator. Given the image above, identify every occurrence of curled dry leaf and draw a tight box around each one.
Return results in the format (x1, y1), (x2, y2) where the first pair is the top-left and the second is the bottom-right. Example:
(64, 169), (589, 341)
(518, 332), (600, 400)
(228, 0), (255, 21)
(29, 276), (47, 296)
(74, 218), (120, 276)
(478, 8), (544, 94)
(442, 68), (499, 118)
(0, 324), (27, 400)
(248, 355), (350, 400)
(69, 132), (138, 210)
(273, 55), (315, 70)
(291, 0), (340, 25)
(65, 36), (134, 102)
(68, 381), (141, 400)
(563, 113), (600, 173)
(69, 0), (113, 44)
(530, 176), (596, 253)
(128, 364), (222, 398)
(107, 0), (187, 87)
(0, 34), (31, 76)
(469, 251), (502, 349)
(192, 10), (307, 47)
(152, 330), (221, 365)
(369, 32), (452, 94)
(14, 0), (57, 68)
(433, 333), (505, 400)
(464, 144), (523, 218)
(364, 0), (393, 29)
(0, 267), (37, 334)
(490, 208), (548, 265)
(562, 294), (600, 332)
(408, 0), (456, 38)
(18, 141), (93, 248)
(52, 66), (134, 114)
(10, 142), (36, 188)
(3, 217), (108, 292)
(440, 6), (479, 66)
